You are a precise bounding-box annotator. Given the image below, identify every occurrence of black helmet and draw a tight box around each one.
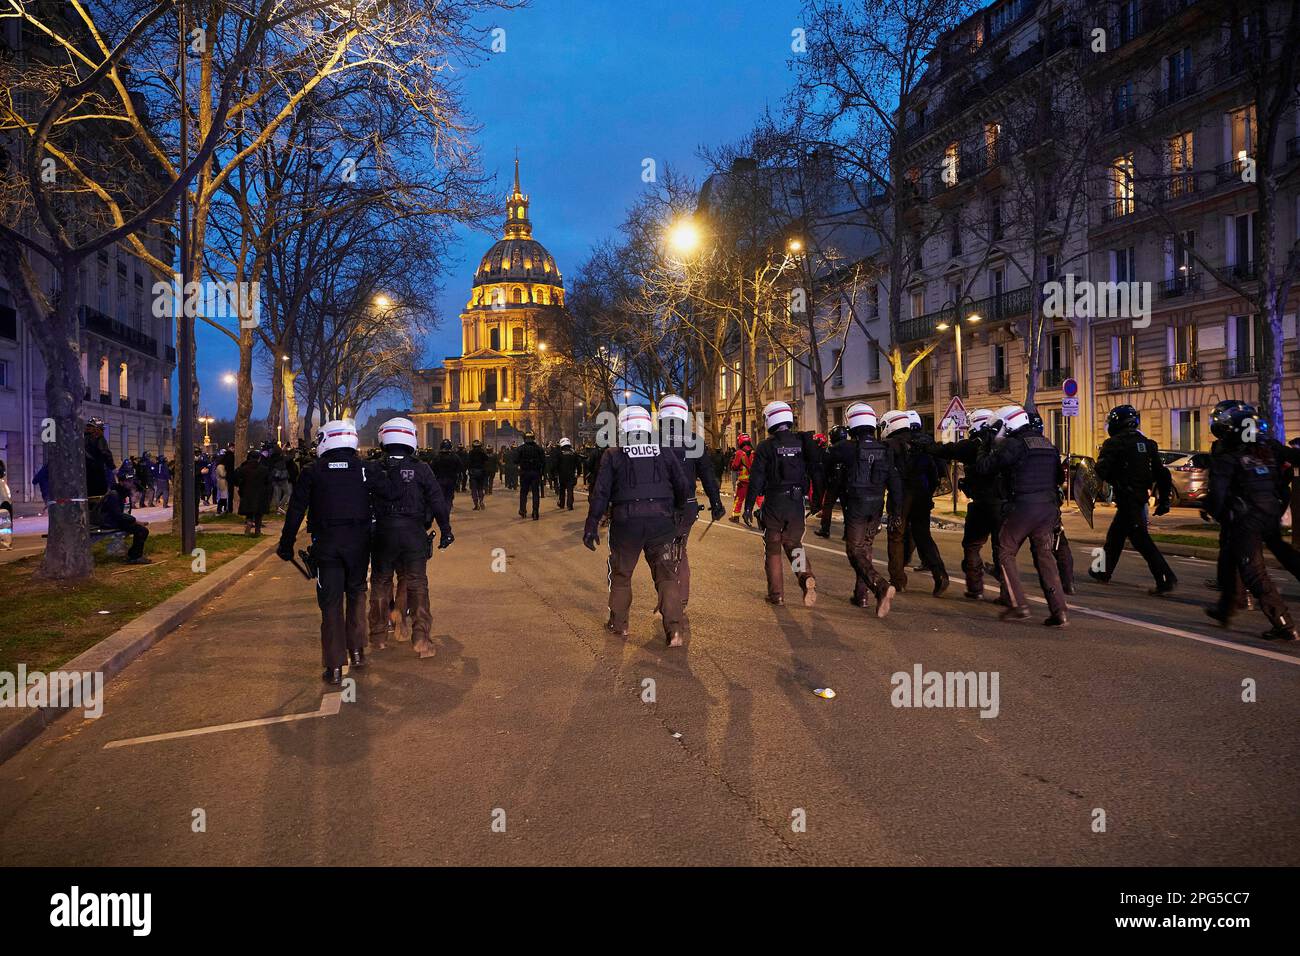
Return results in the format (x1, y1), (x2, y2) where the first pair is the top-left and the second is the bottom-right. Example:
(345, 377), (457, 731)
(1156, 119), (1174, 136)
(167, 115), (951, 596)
(1106, 404), (1139, 436)
(524, 431), (535, 441)
(472, 438), (482, 446)
(1026, 412), (1044, 433)
(440, 439), (453, 451)
(1210, 399), (1256, 440)
(829, 424), (850, 444)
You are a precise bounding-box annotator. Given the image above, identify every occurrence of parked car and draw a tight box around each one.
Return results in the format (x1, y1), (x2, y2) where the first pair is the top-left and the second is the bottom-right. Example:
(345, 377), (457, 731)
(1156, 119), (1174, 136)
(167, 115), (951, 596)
(1160, 450), (1210, 506)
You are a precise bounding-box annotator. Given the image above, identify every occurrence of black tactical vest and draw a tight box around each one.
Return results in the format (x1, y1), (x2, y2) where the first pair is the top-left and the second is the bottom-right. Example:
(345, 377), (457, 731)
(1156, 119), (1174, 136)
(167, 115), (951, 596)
(770, 430), (807, 491)
(610, 443), (673, 512)
(374, 456), (423, 521)
(1233, 446), (1285, 516)
(848, 438), (889, 501)
(309, 451), (371, 526)
(1009, 432), (1060, 503)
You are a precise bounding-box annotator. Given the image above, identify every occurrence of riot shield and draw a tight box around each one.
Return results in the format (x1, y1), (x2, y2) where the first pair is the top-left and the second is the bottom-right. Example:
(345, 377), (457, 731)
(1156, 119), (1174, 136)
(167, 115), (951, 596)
(1072, 456), (1099, 529)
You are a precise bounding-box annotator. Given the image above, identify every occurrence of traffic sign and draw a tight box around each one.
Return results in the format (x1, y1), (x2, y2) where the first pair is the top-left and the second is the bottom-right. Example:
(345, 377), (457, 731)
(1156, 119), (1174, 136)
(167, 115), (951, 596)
(1062, 396), (1079, 417)
(941, 395), (968, 429)
(1062, 377), (1079, 398)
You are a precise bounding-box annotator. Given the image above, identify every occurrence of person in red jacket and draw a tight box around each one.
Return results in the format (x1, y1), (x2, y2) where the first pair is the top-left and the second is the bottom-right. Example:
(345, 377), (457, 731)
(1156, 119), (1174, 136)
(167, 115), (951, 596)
(729, 434), (755, 520)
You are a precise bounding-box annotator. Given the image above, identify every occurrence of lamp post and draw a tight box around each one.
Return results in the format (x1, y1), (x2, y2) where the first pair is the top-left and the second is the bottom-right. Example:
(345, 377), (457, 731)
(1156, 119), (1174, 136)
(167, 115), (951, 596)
(935, 296), (981, 514)
(177, 1), (195, 553)
(198, 415), (214, 449)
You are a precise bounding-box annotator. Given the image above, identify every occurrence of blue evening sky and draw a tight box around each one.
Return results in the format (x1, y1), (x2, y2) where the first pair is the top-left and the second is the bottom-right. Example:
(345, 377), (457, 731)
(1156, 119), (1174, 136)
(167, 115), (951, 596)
(196, 0), (803, 419)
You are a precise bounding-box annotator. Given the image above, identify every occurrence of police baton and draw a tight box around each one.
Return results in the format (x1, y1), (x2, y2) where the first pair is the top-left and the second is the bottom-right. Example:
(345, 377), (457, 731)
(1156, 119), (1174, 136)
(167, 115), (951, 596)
(291, 547), (317, 580)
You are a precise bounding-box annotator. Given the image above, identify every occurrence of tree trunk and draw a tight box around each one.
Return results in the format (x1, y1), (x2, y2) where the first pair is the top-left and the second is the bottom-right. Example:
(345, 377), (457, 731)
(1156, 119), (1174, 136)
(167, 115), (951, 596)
(890, 347), (907, 409)
(233, 325), (254, 454)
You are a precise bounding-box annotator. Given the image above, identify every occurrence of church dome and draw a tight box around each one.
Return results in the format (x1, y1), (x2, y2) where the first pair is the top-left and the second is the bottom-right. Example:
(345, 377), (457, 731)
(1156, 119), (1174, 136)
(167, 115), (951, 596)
(471, 157), (563, 289)
(473, 237), (560, 287)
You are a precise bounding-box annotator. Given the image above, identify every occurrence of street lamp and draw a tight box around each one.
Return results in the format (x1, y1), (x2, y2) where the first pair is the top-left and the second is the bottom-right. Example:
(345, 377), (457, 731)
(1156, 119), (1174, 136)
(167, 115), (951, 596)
(222, 372), (236, 387)
(935, 296), (982, 513)
(667, 219), (701, 257)
(198, 415), (214, 448)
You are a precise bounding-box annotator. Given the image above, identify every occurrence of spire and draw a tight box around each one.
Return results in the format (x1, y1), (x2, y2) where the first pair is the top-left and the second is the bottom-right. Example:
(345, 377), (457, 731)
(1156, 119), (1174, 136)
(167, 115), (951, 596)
(503, 151), (531, 239)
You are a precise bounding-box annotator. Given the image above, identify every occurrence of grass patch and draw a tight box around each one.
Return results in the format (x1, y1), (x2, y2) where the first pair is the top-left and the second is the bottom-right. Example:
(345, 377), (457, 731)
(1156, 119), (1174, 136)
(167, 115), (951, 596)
(1150, 533), (1219, 548)
(1, 532), (264, 674)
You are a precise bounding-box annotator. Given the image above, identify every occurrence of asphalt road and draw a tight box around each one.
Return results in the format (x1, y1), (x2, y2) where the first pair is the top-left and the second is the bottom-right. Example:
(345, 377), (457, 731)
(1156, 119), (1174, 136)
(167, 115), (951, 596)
(2, 486), (1298, 866)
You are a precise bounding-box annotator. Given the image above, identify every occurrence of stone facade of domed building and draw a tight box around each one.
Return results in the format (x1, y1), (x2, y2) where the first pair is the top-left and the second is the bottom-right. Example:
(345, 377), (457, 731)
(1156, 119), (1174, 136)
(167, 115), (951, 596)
(410, 159), (569, 449)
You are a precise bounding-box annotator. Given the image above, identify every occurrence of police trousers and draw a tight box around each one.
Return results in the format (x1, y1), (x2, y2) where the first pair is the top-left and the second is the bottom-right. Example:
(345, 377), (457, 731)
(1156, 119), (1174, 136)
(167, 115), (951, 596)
(761, 498), (812, 600)
(1215, 511), (1292, 628)
(1103, 499), (1174, 585)
(888, 492), (945, 590)
(962, 499), (1001, 595)
(313, 529), (370, 669)
(367, 520), (432, 645)
(519, 470), (542, 517)
(608, 515), (682, 635)
(997, 501), (1067, 617)
(843, 504), (888, 602)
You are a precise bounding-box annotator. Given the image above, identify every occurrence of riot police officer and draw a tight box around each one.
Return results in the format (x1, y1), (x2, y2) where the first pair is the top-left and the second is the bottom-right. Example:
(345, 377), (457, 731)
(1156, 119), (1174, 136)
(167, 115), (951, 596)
(1026, 410), (1074, 594)
(933, 408), (1003, 600)
(823, 403), (902, 616)
(555, 437), (580, 510)
(583, 405), (691, 646)
(1203, 400), (1299, 641)
(743, 400), (823, 606)
(975, 405), (1068, 626)
(1093, 404), (1176, 594)
(278, 419), (385, 684)
(367, 417), (453, 659)
(655, 394), (727, 609)
(882, 409), (949, 595)
(814, 424), (851, 538)
(431, 439), (460, 511)
(516, 431), (547, 519)
(467, 438), (488, 510)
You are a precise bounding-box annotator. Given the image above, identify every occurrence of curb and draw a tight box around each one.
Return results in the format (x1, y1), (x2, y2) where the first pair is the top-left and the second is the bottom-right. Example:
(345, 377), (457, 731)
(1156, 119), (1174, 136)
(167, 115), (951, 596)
(0, 536), (278, 766)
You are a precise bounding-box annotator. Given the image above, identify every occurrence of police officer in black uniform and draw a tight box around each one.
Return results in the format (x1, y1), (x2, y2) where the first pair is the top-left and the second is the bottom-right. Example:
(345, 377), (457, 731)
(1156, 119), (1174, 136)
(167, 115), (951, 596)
(823, 402), (902, 617)
(814, 424), (851, 538)
(743, 400), (823, 607)
(516, 431), (547, 519)
(975, 405), (1068, 627)
(367, 417), (453, 659)
(933, 408), (1003, 600)
(467, 439), (489, 510)
(278, 419), (386, 684)
(1203, 400), (1299, 641)
(881, 410), (949, 595)
(583, 405), (690, 646)
(431, 439), (460, 511)
(1093, 404), (1176, 594)
(654, 394), (726, 610)
(555, 437), (580, 510)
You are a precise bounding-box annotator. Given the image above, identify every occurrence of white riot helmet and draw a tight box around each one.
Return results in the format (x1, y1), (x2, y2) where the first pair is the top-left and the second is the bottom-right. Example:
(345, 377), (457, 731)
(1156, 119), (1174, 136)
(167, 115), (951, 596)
(763, 400), (794, 431)
(969, 408), (995, 432)
(996, 404), (1029, 436)
(378, 416), (418, 453)
(318, 419), (359, 454)
(880, 409), (912, 439)
(906, 409), (923, 431)
(845, 402), (877, 432)
(618, 405), (654, 435)
(658, 394), (689, 422)
(559, 436), (572, 448)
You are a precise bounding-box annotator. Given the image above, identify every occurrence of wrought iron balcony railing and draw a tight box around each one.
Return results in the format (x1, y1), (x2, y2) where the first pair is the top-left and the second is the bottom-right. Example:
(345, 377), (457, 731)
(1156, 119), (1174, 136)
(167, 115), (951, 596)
(1162, 362), (1202, 384)
(1159, 272), (1200, 298)
(1107, 368), (1143, 390)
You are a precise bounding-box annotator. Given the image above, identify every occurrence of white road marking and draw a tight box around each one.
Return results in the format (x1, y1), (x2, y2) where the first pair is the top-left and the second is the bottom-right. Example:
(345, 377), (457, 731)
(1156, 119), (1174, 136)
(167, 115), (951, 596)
(706, 516), (1300, 667)
(103, 693), (344, 750)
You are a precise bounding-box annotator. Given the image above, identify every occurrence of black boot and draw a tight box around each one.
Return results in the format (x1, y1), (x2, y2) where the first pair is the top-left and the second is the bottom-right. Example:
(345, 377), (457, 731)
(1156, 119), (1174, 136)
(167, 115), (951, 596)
(1088, 569), (1111, 584)
(322, 667), (343, 685)
(999, 605), (1031, 621)
(932, 574), (949, 597)
(348, 649), (366, 669)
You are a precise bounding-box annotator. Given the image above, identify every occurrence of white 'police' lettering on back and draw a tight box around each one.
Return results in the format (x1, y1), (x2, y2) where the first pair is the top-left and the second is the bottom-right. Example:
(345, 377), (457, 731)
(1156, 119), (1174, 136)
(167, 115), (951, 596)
(625, 444), (659, 458)
(328, 462), (349, 469)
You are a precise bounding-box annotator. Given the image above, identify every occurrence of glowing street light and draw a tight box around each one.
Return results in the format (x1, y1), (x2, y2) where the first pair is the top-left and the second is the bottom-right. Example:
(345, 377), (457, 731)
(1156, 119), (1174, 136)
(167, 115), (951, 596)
(667, 219), (701, 256)
(374, 294), (391, 310)
(221, 373), (236, 386)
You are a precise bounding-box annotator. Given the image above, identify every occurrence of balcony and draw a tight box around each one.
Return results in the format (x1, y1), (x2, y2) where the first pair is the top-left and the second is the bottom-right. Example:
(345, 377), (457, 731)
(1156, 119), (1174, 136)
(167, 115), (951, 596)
(915, 382), (934, 402)
(1155, 75), (1198, 110)
(99, 392), (111, 405)
(1041, 367), (1072, 389)
(1215, 157), (1248, 184)
(136, 398), (147, 412)
(79, 306), (159, 358)
(1159, 272), (1200, 298)
(1102, 198), (1135, 222)
(1107, 368), (1143, 390)
(1162, 362), (1202, 384)
(1157, 172), (1199, 203)
(1224, 355), (1261, 378)
(1106, 103), (1137, 132)
(1231, 261), (1258, 281)
(119, 397), (130, 408)
(896, 285), (1031, 343)
(987, 374), (1012, 394)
